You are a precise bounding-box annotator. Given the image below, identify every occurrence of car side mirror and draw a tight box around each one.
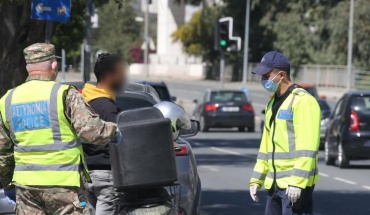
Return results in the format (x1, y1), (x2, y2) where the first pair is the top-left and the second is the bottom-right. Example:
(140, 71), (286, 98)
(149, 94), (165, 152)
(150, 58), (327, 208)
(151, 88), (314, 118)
(171, 96), (177, 102)
(193, 99), (198, 104)
(179, 120), (199, 138)
(261, 109), (266, 114)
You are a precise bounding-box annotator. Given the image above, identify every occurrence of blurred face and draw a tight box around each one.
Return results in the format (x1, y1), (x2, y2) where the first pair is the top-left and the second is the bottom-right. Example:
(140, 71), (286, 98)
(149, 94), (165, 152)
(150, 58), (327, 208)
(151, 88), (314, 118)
(109, 61), (127, 92)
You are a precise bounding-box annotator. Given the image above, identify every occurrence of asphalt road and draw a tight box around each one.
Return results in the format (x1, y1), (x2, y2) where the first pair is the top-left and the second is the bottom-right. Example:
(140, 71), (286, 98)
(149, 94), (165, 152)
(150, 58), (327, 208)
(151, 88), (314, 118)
(163, 80), (370, 215)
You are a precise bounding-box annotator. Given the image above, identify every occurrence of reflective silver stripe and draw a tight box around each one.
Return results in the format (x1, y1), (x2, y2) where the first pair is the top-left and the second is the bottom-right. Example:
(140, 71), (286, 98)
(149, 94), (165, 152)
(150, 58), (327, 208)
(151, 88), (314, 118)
(14, 139), (82, 152)
(286, 94), (296, 153)
(4, 89), (18, 144)
(251, 171), (267, 180)
(271, 150), (318, 160)
(268, 169), (318, 179)
(50, 84), (63, 142)
(292, 168), (318, 178)
(15, 163), (79, 171)
(257, 152), (268, 161)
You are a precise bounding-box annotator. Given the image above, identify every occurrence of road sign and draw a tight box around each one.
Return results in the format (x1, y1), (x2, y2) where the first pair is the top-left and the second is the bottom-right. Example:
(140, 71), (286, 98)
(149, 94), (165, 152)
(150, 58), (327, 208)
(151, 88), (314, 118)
(31, 0), (71, 22)
(219, 17), (242, 52)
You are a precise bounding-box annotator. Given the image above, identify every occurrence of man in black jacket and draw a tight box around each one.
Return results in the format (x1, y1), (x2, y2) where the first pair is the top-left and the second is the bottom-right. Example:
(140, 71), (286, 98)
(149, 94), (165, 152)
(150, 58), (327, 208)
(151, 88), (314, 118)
(82, 53), (127, 215)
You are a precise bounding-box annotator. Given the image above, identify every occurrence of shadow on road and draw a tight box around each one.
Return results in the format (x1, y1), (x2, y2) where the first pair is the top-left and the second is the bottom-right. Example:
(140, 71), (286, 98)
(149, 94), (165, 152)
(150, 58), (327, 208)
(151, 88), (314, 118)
(201, 189), (370, 215)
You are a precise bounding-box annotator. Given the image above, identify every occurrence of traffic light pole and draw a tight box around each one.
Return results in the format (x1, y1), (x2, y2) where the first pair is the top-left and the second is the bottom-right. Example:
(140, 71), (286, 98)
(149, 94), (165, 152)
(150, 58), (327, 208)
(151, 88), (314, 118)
(220, 50), (225, 89)
(84, 0), (92, 82)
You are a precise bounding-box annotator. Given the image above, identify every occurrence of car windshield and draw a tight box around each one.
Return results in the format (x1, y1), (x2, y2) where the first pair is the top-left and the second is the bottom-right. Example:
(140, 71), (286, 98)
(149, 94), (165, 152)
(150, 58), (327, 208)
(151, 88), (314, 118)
(210, 92), (247, 103)
(318, 100), (331, 111)
(151, 86), (171, 101)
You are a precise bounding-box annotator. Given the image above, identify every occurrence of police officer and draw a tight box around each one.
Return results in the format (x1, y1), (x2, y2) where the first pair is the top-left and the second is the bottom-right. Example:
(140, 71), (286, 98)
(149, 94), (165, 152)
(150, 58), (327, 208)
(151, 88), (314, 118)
(249, 51), (320, 215)
(0, 43), (121, 214)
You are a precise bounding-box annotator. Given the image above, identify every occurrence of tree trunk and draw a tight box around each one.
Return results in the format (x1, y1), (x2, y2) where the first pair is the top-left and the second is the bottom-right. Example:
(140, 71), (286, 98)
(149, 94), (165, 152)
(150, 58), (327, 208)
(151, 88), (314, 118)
(0, 0), (46, 96)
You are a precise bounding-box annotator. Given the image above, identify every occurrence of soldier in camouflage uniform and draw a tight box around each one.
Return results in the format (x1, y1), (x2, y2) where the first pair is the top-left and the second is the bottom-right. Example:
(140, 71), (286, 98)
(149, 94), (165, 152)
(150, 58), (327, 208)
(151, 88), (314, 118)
(0, 43), (121, 215)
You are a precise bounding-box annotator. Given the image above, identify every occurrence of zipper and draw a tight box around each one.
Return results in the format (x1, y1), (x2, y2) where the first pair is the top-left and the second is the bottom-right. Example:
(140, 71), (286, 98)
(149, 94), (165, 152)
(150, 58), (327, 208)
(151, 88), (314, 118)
(271, 121), (277, 182)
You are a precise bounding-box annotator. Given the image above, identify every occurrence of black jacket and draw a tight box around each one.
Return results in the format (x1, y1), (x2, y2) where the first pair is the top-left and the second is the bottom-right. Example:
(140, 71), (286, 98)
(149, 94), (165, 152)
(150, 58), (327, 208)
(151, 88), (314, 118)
(82, 97), (121, 170)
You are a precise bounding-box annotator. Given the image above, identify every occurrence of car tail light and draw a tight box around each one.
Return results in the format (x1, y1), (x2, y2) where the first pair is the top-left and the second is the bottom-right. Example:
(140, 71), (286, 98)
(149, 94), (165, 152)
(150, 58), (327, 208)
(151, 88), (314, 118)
(242, 104), (254, 111)
(350, 111), (360, 131)
(78, 89), (83, 93)
(178, 208), (185, 215)
(205, 104), (218, 112)
(175, 145), (188, 156)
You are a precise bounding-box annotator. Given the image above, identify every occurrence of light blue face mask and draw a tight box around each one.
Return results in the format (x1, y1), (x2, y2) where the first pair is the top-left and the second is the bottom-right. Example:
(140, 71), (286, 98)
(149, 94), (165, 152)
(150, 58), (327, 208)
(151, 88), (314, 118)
(261, 73), (281, 93)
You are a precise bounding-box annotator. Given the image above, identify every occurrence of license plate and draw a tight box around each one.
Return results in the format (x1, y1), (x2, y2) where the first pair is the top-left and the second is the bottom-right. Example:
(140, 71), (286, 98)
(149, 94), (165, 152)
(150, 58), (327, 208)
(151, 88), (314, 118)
(222, 107), (239, 112)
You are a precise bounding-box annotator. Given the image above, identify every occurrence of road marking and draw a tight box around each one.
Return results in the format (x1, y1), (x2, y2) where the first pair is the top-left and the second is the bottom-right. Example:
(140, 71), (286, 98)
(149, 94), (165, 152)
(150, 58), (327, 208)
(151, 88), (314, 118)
(199, 165), (219, 172)
(333, 177), (357, 185)
(192, 141), (202, 146)
(362, 186), (370, 190)
(211, 147), (241, 155)
(319, 172), (330, 177)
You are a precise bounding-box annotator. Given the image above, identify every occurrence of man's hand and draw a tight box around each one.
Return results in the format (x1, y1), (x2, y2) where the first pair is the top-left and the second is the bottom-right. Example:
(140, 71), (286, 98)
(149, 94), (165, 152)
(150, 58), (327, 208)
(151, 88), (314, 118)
(249, 184), (259, 202)
(286, 186), (302, 204)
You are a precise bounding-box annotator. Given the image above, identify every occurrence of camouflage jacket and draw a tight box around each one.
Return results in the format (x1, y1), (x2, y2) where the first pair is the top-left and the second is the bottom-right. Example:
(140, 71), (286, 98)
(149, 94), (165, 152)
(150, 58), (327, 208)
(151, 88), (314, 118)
(0, 75), (119, 189)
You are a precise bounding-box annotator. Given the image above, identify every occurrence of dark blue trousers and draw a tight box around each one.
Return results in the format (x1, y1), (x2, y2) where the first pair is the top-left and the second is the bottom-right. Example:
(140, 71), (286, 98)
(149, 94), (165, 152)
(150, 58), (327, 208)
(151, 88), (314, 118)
(265, 185), (314, 215)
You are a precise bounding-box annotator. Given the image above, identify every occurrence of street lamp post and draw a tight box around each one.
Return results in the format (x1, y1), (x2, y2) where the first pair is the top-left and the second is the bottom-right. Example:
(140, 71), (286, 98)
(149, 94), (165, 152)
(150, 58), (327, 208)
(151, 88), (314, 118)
(242, 0), (250, 84)
(347, 0), (354, 90)
(144, 0), (150, 78)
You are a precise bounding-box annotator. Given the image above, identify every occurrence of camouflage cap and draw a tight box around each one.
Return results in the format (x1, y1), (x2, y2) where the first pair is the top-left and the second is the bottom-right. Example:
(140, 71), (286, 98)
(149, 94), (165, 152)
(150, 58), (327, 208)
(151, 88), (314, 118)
(23, 43), (61, 64)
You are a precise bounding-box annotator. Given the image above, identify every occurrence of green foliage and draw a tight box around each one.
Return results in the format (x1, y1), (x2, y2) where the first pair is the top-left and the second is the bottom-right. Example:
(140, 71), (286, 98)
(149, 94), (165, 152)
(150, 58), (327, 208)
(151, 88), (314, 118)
(172, 6), (220, 62)
(92, 1), (142, 63)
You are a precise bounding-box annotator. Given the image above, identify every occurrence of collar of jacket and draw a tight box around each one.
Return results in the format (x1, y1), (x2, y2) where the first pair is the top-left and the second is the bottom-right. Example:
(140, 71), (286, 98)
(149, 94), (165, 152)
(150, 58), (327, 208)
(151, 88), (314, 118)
(82, 83), (116, 102)
(26, 75), (54, 82)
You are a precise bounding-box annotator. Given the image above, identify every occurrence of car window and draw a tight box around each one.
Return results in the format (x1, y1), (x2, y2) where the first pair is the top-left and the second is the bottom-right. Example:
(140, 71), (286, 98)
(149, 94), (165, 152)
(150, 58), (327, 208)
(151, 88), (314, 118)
(150, 86), (171, 101)
(210, 92), (247, 103)
(351, 96), (370, 113)
(333, 98), (344, 117)
(317, 100), (331, 111)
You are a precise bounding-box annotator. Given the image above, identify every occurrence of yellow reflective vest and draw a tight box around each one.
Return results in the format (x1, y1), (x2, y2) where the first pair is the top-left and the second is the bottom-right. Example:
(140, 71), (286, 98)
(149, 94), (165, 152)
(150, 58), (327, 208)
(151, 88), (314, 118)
(250, 88), (320, 189)
(0, 80), (86, 187)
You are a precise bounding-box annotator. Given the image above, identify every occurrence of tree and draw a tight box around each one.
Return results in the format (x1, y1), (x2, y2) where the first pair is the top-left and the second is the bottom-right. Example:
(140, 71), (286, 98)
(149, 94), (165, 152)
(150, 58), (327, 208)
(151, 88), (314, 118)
(92, 1), (142, 63)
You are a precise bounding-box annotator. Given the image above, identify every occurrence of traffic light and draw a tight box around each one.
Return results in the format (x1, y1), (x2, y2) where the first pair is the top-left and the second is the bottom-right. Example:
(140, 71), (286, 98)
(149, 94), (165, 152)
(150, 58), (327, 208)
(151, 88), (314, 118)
(219, 21), (230, 50)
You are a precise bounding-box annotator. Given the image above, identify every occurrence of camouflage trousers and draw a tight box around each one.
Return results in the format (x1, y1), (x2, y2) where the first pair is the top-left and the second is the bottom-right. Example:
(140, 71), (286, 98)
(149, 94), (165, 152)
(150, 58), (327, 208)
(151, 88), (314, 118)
(15, 183), (90, 215)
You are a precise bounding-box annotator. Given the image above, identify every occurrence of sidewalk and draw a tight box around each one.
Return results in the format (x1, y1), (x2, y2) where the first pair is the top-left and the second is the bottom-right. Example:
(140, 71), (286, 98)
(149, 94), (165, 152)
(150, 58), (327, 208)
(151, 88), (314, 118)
(58, 72), (344, 101)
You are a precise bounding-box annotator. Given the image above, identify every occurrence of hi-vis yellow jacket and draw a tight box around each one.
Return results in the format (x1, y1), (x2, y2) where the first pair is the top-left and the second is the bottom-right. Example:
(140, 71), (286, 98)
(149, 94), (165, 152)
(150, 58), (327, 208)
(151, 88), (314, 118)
(0, 80), (86, 187)
(250, 88), (320, 189)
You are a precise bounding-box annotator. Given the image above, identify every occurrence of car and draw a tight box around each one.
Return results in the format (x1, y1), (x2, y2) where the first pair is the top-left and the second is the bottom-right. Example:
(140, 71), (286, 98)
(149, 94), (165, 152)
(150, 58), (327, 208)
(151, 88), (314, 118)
(138, 81), (177, 102)
(62, 81), (201, 215)
(260, 98), (331, 140)
(0, 188), (14, 214)
(317, 99), (332, 147)
(324, 91), (370, 168)
(297, 83), (326, 99)
(193, 90), (255, 132)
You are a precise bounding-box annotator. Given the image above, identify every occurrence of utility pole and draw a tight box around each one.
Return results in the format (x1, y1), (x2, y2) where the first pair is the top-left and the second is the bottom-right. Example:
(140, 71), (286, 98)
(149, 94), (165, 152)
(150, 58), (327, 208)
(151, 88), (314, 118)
(61, 49), (66, 82)
(144, 0), (150, 78)
(220, 51), (225, 89)
(45, 22), (53, 43)
(242, 0), (250, 84)
(347, 0), (354, 91)
(84, 0), (92, 82)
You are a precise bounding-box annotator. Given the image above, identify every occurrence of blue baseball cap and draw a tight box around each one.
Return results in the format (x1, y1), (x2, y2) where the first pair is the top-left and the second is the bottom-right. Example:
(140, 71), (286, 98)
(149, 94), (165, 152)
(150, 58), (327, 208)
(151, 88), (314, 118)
(252, 50), (290, 75)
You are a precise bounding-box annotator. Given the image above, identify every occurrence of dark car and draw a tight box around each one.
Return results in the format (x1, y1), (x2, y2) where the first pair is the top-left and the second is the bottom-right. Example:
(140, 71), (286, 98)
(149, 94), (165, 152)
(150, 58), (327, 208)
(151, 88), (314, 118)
(61, 82), (201, 215)
(193, 90), (255, 132)
(325, 91), (370, 168)
(138, 81), (176, 102)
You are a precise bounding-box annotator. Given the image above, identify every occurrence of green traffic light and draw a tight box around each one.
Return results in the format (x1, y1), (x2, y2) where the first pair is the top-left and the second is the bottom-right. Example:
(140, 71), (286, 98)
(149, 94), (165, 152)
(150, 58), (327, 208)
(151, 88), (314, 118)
(220, 40), (227, 47)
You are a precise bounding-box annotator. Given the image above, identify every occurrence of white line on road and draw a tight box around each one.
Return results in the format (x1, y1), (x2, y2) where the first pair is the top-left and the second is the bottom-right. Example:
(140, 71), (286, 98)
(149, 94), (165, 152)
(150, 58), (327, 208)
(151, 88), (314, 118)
(333, 177), (357, 185)
(192, 141), (202, 146)
(211, 147), (241, 155)
(362, 186), (370, 190)
(199, 165), (219, 172)
(319, 172), (330, 177)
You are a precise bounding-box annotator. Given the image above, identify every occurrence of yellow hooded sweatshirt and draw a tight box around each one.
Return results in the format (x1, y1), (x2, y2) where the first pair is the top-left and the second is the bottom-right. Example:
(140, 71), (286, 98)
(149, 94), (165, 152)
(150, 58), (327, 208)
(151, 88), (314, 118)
(82, 83), (116, 102)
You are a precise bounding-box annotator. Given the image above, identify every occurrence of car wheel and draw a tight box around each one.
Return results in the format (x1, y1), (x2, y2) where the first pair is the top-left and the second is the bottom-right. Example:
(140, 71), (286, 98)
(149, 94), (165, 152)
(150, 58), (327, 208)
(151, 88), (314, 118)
(200, 117), (209, 132)
(324, 138), (335, 166)
(337, 143), (349, 169)
(238, 127), (246, 132)
(248, 125), (255, 133)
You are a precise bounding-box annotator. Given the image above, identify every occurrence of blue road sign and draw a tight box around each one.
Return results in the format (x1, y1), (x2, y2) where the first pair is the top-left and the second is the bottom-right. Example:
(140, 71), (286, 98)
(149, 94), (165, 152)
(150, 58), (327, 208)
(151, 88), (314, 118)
(31, 0), (71, 22)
